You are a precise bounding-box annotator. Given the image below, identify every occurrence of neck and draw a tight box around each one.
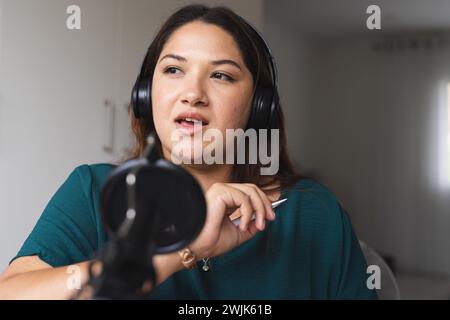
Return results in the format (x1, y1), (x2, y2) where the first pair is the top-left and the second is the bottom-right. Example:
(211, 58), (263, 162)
(180, 163), (233, 193)
(160, 143), (233, 192)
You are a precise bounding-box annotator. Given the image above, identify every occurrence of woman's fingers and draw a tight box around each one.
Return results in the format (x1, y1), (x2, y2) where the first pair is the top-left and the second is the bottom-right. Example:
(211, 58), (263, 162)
(228, 183), (272, 231)
(249, 184), (276, 222)
(236, 193), (255, 232)
(196, 182), (278, 259)
(206, 183), (255, 231)
(207, 183), (276, 233)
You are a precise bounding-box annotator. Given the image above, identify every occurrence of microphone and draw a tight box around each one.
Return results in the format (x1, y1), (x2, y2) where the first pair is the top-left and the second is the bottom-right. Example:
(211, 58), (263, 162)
(76, 134), (206, 299)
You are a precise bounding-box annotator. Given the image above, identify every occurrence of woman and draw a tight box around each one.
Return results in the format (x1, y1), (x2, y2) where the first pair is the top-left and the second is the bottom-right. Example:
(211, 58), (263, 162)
(0, 4), (376, 299)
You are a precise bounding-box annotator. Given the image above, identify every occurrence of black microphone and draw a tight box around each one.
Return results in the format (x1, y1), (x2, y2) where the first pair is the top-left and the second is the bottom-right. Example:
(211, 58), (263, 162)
(76, 134), (206, 299)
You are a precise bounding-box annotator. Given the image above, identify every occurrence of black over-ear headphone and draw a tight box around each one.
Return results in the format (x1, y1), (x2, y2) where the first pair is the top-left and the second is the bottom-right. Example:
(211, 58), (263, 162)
(131, 18), (279, 131)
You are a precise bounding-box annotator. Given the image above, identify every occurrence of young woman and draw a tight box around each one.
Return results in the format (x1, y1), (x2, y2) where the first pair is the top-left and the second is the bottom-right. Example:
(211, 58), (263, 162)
(0, 4), (376, 299)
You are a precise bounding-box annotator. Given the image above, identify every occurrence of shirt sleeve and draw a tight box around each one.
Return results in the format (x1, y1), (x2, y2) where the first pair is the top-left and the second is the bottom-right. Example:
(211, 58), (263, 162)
(11, 165), (101, 267)
(334, 206), (378, 300)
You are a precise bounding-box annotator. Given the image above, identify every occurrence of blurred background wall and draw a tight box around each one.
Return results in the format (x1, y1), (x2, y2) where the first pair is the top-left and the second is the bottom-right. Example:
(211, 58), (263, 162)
(264, 0), (450, 298)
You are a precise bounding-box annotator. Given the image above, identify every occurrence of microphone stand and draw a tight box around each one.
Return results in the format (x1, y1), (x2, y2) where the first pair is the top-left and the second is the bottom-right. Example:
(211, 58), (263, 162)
(75, 134), (161, 299)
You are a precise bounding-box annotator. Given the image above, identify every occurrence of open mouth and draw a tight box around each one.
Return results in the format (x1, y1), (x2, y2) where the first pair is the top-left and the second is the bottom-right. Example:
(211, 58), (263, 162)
(174, 115), (209, 135)
(175, 117), (209, 126)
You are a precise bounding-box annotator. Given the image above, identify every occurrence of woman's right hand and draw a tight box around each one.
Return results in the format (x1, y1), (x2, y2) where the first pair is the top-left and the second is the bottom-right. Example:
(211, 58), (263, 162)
(188, 182), (276, 260)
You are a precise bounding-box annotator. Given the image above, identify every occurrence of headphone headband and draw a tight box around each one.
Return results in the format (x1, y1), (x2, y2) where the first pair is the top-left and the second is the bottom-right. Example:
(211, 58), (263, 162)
(240, 18), (278, 90)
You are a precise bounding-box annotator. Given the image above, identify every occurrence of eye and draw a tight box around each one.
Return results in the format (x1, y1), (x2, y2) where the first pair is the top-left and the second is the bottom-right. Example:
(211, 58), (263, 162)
(163, 67), (235, 83)
(163, 66), (182, 75)
(212, 72), (235, 83)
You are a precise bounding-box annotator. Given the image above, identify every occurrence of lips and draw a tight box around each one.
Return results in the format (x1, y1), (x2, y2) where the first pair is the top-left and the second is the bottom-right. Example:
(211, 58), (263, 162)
(174, 112), (209, 126)
(174, 112), (209, 135)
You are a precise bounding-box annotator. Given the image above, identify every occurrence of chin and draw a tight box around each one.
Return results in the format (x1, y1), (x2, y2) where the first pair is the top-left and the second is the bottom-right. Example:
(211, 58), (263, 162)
(167, 143), (203, 165)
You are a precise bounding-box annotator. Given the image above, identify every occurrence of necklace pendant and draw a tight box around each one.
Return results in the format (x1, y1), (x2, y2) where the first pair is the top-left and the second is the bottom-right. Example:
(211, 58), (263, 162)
(202, 258), (210, 271)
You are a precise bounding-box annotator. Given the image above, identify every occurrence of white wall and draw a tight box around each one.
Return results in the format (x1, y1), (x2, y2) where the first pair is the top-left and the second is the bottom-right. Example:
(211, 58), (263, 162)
(264, 1), (450, 276)
(263, 9), (313, 173)
(0, 0), (122, 268)
(296, 35), (450, 275)
(0, 0), (263, 267)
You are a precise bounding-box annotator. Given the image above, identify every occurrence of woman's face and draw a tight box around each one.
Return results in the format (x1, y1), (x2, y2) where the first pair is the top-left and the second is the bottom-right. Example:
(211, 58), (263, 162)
(151, 21), (254, 164)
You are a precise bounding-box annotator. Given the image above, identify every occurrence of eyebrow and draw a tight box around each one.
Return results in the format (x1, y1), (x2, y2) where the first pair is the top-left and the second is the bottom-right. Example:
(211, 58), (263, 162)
(158, 53), (242, 71)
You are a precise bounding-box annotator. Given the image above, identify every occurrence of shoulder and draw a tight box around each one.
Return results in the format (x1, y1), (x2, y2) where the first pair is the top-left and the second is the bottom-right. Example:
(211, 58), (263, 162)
(280, 178), (346, 228)
(12, 163), (119, 267)
(71, 163), (117, 182)
(69, 163), (118, 193)
(59, 163), (118, 221)
(278, 178), (354, 258)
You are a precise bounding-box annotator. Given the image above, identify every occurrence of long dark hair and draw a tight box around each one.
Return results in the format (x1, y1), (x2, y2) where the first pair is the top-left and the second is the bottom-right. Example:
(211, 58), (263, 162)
(120, 4), (307, 194)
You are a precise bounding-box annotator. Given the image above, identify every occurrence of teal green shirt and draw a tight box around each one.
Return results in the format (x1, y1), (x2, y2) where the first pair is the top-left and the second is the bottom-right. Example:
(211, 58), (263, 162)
(13, 163), (377, 299)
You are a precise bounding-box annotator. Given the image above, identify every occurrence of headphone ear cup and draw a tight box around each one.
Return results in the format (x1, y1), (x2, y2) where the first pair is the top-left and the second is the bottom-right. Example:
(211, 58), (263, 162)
(131, 78), (152, 121)
(247, 84), (275, 130)
(268, 89), (280, 129)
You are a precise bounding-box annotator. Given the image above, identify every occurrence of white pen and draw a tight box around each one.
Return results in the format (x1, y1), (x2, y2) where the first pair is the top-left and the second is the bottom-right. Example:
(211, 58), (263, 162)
(232, 198), (288, 226)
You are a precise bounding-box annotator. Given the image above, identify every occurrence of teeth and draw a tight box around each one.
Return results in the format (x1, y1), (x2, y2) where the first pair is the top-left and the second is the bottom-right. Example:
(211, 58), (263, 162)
(184, 117), (203, 124)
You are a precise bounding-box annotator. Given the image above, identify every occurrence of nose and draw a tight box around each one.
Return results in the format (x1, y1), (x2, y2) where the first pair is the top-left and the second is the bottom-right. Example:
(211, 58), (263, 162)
(181, 76), (209, 107)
